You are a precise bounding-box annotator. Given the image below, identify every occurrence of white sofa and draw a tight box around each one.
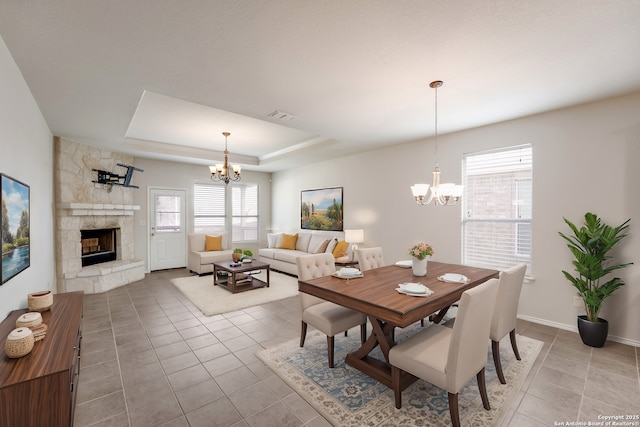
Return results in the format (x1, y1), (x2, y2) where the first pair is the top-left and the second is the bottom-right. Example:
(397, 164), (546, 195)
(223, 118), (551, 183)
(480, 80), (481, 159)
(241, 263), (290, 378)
(258, 231), (349, 276)
(187, 231), (234, 275)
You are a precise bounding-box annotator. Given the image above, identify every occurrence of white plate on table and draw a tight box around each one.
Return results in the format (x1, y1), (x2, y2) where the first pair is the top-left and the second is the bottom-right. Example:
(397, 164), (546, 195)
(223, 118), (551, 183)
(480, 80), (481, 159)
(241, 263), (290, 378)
(438, 273), (469, 283)
(332, 270), (363, 279)
(394, 260), (412, 268)
(396, 282), (434, 297)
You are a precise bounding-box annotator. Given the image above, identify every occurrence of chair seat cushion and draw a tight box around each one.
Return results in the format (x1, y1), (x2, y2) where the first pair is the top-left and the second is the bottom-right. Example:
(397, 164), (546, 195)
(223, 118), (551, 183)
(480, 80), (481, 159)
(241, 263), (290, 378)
(389, 324), (452, 391)
(303, 301), (366, 337)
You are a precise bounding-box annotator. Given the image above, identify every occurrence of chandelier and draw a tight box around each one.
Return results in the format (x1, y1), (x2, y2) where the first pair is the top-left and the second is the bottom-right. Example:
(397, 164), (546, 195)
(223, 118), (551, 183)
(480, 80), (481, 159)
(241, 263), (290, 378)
(410, 81), (463, 206)
(209, 132), (241, 185)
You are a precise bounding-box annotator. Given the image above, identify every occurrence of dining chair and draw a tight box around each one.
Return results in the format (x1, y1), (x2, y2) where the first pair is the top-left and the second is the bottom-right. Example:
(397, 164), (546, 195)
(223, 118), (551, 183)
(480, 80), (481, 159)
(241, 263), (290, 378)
(490, 262), (527, 384)
(296, 253), (368, 368)
(355, 247), (384, 271)
(389, 278), (499, 427)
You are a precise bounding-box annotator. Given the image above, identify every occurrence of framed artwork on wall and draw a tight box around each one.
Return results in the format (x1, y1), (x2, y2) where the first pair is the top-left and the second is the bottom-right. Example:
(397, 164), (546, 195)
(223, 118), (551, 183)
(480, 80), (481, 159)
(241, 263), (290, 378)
(301, 187), (343, 231)
(1, 174), (30, 284)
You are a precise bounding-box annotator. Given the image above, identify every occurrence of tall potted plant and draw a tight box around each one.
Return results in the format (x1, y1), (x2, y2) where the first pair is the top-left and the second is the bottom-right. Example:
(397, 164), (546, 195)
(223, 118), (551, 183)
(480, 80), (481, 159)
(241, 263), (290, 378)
(558, 212), (632, 347)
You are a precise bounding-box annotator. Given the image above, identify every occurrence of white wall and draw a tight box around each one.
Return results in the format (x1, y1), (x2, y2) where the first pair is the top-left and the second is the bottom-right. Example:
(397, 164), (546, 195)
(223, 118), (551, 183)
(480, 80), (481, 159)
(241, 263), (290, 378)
(0, 37), (55, 319)
(272, 92), (640, 345)
(131, 158), (272, 271)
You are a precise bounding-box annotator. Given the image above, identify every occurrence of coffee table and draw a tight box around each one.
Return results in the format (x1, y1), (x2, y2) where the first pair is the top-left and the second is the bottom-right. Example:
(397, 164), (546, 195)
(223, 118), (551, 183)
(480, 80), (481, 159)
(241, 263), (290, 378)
(213, 260), (270, 293)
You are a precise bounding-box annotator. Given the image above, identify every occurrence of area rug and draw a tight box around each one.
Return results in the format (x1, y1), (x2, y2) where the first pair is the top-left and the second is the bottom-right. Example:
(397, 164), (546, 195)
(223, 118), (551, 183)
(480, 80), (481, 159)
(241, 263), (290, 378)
(170, 270), (298, 316)
(257, 323), (543, 426)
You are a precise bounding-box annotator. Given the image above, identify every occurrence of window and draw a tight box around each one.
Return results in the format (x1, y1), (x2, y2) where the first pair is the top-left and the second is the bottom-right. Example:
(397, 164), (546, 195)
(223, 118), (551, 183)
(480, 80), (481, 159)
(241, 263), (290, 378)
(155, 195), (182, 232)
(232, 184), (259, 242)
(462, 144), (532, 274)
(193, 183), (226, 233)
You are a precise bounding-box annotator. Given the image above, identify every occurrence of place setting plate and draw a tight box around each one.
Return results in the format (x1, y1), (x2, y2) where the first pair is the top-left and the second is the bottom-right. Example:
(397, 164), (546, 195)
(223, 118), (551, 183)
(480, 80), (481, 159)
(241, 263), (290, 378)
(437, 273), (470, 284)
(332, 267), (364, 279)
(396, 282), (434, 297)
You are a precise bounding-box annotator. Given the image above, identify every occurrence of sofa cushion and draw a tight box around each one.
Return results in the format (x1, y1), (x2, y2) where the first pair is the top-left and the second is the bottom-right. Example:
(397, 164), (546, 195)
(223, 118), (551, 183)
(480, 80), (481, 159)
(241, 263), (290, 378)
(267, 232), (282, 248)
(313, 239), (331, 254)
(273, 249), (303, 264)
(205, 234), (223, 251)
(199, 249), (233, 265)
(332, 240), (349, 258)
(279, 233), (298, 249)
(258, 248), (277, 260)
(296, 232), (312, 252)
(326, 238), (339, 254)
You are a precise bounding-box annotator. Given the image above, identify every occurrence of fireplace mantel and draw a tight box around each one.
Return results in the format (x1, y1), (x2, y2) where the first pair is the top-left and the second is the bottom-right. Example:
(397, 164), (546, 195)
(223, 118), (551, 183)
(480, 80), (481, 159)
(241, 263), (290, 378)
(57, 203), (140, 216)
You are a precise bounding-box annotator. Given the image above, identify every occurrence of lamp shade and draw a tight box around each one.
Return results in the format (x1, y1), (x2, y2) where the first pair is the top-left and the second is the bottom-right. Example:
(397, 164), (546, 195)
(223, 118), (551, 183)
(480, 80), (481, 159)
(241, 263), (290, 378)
(344, 229), (364, 244)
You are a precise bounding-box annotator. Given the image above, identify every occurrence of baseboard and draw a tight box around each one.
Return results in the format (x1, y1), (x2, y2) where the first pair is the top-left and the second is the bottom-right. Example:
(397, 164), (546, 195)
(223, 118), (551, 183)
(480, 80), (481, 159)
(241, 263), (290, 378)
(517, 314), (640, 347)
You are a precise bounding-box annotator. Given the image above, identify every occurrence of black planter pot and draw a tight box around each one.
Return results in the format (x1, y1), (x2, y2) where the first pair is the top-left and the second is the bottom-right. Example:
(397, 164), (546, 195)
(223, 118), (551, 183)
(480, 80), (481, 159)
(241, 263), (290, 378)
(577, 315), (608, 347)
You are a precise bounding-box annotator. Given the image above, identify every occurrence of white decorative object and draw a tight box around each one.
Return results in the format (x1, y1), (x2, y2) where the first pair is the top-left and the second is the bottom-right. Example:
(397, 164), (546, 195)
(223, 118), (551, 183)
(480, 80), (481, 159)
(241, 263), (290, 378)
(412, 257), (428, 276)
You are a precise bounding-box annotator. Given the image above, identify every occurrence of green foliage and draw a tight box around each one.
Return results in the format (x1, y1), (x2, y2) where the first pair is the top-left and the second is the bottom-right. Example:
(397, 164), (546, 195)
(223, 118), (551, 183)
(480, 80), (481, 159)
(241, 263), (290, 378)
(14, 237), (29, 247)
(233, 248), (253, 258)
(558, 212), (632, 322)
(2, 243), (15, 253)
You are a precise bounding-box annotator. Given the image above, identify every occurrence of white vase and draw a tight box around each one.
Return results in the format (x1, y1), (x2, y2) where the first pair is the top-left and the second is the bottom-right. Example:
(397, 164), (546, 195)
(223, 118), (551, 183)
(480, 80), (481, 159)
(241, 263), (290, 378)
(412, 257), (428, 276)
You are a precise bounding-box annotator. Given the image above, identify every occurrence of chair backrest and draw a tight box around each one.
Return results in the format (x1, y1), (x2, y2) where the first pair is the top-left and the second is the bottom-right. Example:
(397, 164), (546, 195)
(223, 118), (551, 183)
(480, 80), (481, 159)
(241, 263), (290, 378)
(446, 278), (499, 393)
(296, 253), (337, 310)
(356, 247), (384, 271)
(491, 263), (527, 341)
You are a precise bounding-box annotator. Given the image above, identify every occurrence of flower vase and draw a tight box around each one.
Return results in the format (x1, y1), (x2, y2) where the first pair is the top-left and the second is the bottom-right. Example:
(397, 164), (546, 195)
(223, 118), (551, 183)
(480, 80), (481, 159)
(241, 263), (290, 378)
(412, 257), (428, 276)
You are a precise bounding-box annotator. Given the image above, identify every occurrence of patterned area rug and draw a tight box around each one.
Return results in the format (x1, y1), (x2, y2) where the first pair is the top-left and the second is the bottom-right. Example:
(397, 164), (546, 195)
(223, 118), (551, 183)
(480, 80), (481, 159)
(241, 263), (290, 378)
(257, 323), (542, 426)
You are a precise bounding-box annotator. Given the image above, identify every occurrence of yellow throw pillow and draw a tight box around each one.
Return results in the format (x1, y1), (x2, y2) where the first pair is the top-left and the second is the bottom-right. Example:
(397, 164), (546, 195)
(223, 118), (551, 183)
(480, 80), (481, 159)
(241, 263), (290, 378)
(279, 233), (298, 249)
(205, 234), (223, 251)
(332, 240), (349, 258)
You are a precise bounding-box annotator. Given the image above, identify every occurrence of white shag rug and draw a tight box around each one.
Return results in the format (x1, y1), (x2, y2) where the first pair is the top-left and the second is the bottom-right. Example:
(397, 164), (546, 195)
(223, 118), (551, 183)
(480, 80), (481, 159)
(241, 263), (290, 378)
(171, 270), (298, 316)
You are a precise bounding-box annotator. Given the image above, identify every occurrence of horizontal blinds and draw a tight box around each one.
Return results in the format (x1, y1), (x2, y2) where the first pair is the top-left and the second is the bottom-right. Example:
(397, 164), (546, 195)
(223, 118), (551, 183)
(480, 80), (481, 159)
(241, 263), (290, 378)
(232, 184), (259, 242)
(462, 144), (532, 273)
(194, 183), (226, 233)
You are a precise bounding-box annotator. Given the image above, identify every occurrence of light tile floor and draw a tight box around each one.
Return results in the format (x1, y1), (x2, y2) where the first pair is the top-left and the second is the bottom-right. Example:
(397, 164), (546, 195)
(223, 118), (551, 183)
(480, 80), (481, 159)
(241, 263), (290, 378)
(74, 269), (639, 427)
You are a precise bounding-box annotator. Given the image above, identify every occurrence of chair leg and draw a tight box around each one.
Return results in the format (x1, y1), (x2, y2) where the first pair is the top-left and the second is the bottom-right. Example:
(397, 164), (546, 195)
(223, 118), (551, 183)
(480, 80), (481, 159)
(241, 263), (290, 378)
(477, 367), (491, 410)
(360, 323), (367, 344)
(344, 331), (348, 337)
(420, 318), (425, 327)
(492, 340), (506, 384)
(510, 329), (521, 360)
(300, 321), (308, 347)
(447, 392), (461, 427)
(327, 335), (335, 368)
(392, 365), (402, 409)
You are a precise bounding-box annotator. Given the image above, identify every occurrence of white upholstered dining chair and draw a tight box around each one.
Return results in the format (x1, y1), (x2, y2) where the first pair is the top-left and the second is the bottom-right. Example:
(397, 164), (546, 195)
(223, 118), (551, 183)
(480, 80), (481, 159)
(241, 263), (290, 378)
(490, 263), (527, 384)
(355, 247), (384, 271)
(389, 278), (499, 427)
(296, 253), (368, 368)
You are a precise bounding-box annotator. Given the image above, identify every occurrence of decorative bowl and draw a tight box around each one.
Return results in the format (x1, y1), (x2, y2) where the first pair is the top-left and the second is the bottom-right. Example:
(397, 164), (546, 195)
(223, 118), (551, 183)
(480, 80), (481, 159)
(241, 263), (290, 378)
(16, 312), (43, 329)
(28, 291), (53, 312)
(5, 327), (35, 358)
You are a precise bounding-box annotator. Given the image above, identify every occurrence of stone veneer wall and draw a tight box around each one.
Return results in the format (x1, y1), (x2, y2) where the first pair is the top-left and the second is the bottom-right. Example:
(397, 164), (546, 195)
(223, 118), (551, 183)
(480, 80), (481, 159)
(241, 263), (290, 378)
(54, 137), (144, 294)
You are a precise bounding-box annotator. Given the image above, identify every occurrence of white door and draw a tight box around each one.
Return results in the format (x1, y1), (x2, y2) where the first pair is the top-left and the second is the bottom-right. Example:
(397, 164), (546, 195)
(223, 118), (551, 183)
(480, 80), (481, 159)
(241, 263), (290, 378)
(149, 188), (186, 271)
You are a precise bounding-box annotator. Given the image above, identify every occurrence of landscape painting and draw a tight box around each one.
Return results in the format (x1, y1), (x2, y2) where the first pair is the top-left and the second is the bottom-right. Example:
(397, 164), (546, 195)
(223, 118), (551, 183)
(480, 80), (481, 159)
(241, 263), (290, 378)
(1, 174), (30, 284)
(301, 187), (343, 231)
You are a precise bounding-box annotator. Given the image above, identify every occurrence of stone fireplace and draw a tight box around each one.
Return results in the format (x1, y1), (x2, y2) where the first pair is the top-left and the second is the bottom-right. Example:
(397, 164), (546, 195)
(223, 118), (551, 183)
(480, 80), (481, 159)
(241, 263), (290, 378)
(54, 137), (145, 294)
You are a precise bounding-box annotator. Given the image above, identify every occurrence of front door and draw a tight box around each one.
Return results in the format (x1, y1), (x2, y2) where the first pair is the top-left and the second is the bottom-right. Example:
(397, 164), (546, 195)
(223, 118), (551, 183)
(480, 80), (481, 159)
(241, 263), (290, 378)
(149, 188), (186, 271)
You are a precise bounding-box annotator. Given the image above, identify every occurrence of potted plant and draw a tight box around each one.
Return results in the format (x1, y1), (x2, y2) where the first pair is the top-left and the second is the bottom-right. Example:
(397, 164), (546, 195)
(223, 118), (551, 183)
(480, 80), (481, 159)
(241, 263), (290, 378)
(558, 212), (632, 347)
(232, 248), (253, 262)
(408, 242), (434, 277)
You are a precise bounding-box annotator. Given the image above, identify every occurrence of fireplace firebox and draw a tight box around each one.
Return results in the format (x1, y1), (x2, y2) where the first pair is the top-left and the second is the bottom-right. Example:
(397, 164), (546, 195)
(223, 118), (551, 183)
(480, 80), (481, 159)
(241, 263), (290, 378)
(81, 228), (118, 267)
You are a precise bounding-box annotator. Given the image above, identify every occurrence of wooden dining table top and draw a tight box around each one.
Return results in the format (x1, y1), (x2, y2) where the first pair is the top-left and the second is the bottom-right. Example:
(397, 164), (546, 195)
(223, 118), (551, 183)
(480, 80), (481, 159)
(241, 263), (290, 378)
(298, 261), (500, 328)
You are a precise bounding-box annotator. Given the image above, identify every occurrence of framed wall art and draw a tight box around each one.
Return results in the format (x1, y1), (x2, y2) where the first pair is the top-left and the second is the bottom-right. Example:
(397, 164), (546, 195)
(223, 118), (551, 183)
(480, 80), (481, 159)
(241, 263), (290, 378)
(301, 187), (343, 231)
(1, 174), (30, 284)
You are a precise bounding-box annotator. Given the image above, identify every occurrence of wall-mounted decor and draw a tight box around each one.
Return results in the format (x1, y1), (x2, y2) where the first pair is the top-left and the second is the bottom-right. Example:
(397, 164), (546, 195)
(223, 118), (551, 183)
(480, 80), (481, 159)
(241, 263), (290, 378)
(92, 163), (144, 190)
(1, 174), (30, 284)
(301, 187), (343, 231)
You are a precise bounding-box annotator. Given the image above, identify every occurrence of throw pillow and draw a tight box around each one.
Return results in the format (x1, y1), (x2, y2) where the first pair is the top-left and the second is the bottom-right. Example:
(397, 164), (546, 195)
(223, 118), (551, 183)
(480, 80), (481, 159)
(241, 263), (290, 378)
(267, 232), (282, 248)
(332, 240), (349, 258)
(279, 233), (298, 249)
(313, 239), (331, 254)
(325, 238), (338, 254)
(205, 234), (223, 251)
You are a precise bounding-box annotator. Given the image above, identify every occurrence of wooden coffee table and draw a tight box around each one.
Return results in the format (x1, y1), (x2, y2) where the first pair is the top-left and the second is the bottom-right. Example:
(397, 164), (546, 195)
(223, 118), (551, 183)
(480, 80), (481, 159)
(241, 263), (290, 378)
(213, 260), (270, 293)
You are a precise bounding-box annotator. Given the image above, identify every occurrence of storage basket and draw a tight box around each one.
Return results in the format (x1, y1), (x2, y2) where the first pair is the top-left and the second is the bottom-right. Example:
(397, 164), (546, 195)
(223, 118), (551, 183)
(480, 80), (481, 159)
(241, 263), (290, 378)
(28, 291), (53, 312)
(5, 327), (35, 358)
(16, 312), (43, 328)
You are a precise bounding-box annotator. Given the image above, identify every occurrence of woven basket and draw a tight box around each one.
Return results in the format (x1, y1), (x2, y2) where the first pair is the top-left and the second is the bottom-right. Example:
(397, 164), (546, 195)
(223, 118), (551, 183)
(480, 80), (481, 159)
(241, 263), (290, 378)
(16, 312), (43, 328)
(5, 327), (35, 358)
(28, 291), (53, 312)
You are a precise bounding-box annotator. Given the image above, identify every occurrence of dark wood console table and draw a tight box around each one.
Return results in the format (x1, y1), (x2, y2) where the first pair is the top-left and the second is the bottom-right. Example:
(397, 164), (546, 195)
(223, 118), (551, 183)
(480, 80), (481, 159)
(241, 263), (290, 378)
(0, 291), (84, 427)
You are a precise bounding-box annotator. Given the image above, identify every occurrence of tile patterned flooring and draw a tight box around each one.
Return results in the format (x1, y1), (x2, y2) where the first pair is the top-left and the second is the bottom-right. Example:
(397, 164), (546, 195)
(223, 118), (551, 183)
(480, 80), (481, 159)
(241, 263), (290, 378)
(74, 269), (639, 427)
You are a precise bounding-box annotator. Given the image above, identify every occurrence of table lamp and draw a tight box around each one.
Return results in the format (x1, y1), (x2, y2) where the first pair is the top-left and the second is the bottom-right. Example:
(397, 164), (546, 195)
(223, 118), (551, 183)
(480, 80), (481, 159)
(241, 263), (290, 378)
(344, 229), (364, 261)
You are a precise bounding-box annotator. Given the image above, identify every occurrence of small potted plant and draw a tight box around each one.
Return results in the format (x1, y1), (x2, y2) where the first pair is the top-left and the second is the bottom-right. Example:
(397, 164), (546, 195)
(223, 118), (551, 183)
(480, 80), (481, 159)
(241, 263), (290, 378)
(232, 248), (253, 262)
(558, 212), (632, 347)
(408, 242), (434, 276)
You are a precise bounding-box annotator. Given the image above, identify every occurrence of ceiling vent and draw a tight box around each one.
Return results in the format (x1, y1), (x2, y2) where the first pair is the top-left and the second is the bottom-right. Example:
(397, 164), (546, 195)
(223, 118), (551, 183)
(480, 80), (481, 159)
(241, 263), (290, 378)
(268, 110), (296, 121)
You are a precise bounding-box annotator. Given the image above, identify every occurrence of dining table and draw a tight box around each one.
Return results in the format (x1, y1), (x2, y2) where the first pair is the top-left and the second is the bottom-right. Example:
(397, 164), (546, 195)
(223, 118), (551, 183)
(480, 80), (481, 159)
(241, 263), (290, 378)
(297, 261), (499, 391)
